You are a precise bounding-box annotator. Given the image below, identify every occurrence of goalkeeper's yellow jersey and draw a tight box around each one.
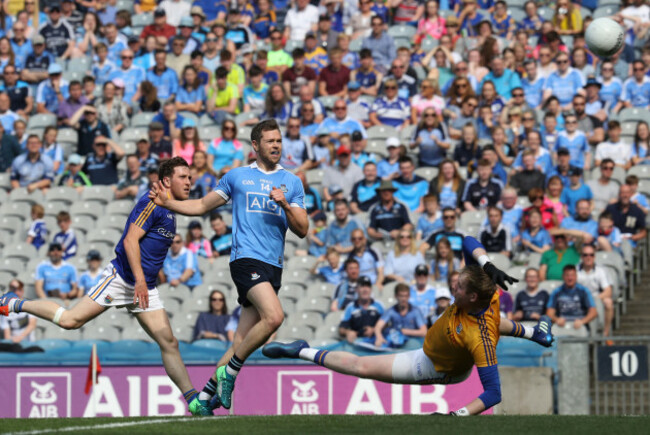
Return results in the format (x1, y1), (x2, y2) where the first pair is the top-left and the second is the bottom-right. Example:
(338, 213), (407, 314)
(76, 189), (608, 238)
(423, 291), (501, 376)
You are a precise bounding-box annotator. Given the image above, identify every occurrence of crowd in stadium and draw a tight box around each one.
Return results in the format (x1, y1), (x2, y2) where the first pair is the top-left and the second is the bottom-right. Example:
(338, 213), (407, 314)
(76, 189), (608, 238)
(2, 0), (650, 348)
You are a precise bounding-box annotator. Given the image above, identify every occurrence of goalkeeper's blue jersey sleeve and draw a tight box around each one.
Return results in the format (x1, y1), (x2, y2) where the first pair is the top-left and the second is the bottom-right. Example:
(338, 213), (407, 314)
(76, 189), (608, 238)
(462, 236), (484, 266)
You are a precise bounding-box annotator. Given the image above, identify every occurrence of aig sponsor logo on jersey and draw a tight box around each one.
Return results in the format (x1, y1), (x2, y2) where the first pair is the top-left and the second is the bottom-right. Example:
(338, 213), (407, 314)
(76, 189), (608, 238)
(246, 192), (282, 216)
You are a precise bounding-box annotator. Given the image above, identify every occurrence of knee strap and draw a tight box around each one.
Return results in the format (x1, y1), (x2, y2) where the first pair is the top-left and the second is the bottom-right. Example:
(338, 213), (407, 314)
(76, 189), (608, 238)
(53, 307), (66, 325)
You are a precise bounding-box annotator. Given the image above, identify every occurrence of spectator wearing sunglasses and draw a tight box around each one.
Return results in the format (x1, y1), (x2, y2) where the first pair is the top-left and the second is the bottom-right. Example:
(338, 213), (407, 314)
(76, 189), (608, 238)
(586, 158), (621, 214)
(193, 290), (230, 342)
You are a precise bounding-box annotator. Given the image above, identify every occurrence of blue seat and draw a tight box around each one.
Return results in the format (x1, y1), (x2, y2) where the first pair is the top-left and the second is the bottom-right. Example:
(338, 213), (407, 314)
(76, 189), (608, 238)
(191, 339), (230, 351)
(32, 339), (72, 351)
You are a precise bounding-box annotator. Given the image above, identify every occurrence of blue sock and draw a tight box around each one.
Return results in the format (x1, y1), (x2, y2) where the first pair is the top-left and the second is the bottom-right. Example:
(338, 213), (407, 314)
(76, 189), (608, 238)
(510, 321), (525, 337)
(314, 350), (329, 367)
(9, 299), (24, 313)
(183, 389), (198, 404)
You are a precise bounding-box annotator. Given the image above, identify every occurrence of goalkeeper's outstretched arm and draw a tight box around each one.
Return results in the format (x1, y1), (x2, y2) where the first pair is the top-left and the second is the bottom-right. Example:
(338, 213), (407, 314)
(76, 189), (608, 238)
(462, 237), (518, 291)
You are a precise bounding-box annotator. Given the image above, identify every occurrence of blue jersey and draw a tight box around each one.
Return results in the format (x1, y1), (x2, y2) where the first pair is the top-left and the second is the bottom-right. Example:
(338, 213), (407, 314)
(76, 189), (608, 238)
(317, 263), (344, 285)
(370, 96), (410, 128)
(27, 219), (48, 250)
(354, 68), (380, 90)
(521, 75), (545, 109)
(544, 68), (585, 106)
(548, 284), (595, 320)
(112, 196), (176, 288)
(598, 78), (623, 108)
(621, 76), (650, 108)
(146, 67), (179, 101)
(521, 227), (552, 251)
(381, 304), (426, 331)
(92, 60), (116, 86)
(560, 184), (593, 217)
(163, 247), (202, 287)
(556, 130), (589, 168)
(560, 217), (598, 240)
(108, 65), (146, 102)
(53, 229), (77, 260)
(409, 285), (438, 320)
(416, 214), (443, 241)
(393, 175), (429, 212)
(36, 261), (77, 294)
(215, 162), (306, 268)
(79, 270), (102, 294)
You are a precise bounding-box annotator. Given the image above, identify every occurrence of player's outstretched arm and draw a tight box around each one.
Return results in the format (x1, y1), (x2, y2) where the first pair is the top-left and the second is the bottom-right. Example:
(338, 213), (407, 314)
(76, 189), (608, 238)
(462, 237), (518, 291)
(149, 182), (227, 216)
(450, 365), (501, 416)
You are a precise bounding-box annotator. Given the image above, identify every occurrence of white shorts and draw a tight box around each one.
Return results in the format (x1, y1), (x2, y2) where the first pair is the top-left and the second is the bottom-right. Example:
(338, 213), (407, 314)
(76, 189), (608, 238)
(391, 349), (472, 385)
(86, 264), (164, 313)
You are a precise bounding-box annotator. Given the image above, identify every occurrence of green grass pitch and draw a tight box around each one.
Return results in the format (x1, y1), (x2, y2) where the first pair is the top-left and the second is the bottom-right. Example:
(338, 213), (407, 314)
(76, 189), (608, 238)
(2, 415), (650, 435)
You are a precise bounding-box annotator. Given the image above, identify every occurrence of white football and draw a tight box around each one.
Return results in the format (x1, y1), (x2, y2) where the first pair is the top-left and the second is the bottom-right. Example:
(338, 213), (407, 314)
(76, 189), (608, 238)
(585, 17), (625, 58)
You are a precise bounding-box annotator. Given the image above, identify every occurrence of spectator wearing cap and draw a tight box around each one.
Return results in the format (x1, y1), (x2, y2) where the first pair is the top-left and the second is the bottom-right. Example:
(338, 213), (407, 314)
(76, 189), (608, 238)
(367, 180), (412, 242)
(346, 81), (371, 127)
(58, 153), (91, 188)
(322, 144), (363, 202)
(162, 234), (202, 290)
(81, 135), (125, 185)
(148, 121), (172, 159)
(158, 0), (190, 27)
(325, 185), (345, 212)
(351, 161), (381, 214)
(52, 211), (77, 260)
(35, 63), (69, 115)
(560, 167), (592, 217)
(22, 35), (55, 84)
(10, 134), (54, 191)
(339, 275), (384, 343)
(140, 8), (176, 41)
(547, 265), (598, 331)
(189, 0), (226, 24)
(546, 147), (575, 187)
(57, 80), (89, 127)
(384, 229), (425, 283)
(325, 199), (363, 255)
(605, 184), (647, 248)
(78, 250), (104, 295)
(35, 242), (79, 300)
(409, 264), (437, 319)
(172, 17), (201, 54)
(114, 154), (148, 200)
(283, 0), (319, 42)
(39, 3), (75, 59)
(136, 135), (160, 172)
(374, 283), (427, 348)
(586, 158), (620, 213)
(361, 16), (396, 73)
(186, 219), (213, 259)
(539, 234), (580, 281)
(369, 78), (411, 129)
(376, 137), (402, 180)
(282, 48), (316, 97)
(595, 121), (632, 169)
(146, 50), (179, 101)
(0, 65), (33, 120)
(107, 49), (146, 103)
(582, 76), (608, 121)
(348, 131), (376, 170)
(69, 104), (111, 156)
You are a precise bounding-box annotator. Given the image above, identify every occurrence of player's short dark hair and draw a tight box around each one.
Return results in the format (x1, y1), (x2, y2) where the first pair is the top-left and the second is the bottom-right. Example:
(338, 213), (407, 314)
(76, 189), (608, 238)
(626, 175), (639, 186)
(251, 119), (280, 144)
(398, 156), (413, 165)
(249, 65), (263, 77)
(191, 50), (203, 59)
(563, 264), (577, 274)
(56, 211), (70, 222)
(292, 48), (305, 59)
(210, 212), (223, 221)
(487, 205), (502, 216)
(69, 80), (81, 88)
(608, 120), (621, 130)
(154, 48), (166, 56)
(334, 198), (349, 208)
(158, 156), (189, 181)
(83, 75), (94, 84)
(215, 66), (229, 79)
(601, 158), (615, 168)
(344, 258), (359, 269)
(359, 48), (372, 59)
(220, 49), (232, 61)
(395, 283), (410, 296)
(459, 265), (496, 306)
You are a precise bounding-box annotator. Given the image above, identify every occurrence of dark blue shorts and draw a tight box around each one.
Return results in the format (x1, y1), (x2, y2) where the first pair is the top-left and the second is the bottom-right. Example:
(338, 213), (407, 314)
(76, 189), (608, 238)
(230, 258), (282, 307)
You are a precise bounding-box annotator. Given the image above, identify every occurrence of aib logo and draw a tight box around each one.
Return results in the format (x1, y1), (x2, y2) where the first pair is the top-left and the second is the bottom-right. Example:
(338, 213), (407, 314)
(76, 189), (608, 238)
(16, 373), (71, 418)
(278, 371), (332, 415)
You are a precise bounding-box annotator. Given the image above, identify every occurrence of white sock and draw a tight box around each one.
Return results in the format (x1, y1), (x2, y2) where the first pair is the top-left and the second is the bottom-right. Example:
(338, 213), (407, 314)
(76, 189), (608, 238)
(8, 299), (17, 313)
(524, 325), (534, 339)
(298, 348), (318, 362)
(198, 391), (211, 401)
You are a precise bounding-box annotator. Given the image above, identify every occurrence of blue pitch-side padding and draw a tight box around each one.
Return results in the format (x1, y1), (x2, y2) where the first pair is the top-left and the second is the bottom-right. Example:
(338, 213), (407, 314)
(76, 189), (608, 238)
(32, 339), (73, 351)
(70, 339), (113, 354)
(109, 339), (158, 354)
(192, 339), (230, 351)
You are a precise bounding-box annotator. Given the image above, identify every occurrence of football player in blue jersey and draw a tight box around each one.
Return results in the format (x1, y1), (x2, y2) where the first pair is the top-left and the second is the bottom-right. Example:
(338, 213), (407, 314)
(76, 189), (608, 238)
(149, 119), (309, 411)
(0, 157), (212, 416)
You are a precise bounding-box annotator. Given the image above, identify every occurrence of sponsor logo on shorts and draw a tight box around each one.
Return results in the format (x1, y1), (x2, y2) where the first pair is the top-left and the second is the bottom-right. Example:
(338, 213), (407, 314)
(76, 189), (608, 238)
(251, 272), (260, 281)
(104, 295), (113, 304)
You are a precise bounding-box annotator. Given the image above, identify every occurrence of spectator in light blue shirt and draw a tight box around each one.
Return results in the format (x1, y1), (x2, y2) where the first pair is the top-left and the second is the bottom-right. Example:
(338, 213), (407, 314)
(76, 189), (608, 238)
(163, 234), (202, 290)
(35, 242), (79, 299)
(326, 200), (364, 253)
(78, 250), (103, 295)
(556, 199), (599, 245)
(560, 168), (593, 217)
(146, 50), (179, 101)
(374, 283), (427, 348)
(617, 61), (650, 111)
(92, 43), (116, 86)
(10, 25), (32, 70)
(36, 64), (69, 115)
(107, 49), (146, 103)
(543, 52), (585, 108)
(10, 134), (54, 190)
(521, 60), (545, 109)
(360, 16), (396, 73)
(479, 56), (522, 100)
(310, 247), (344, 285)
(547, 265), (598, 328)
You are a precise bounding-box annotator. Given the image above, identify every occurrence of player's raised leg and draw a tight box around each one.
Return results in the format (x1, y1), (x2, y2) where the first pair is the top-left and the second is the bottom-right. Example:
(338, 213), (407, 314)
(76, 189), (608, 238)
(134, 308), (210, 415)
(215, 283), (284, 409)
(1, 291), (107, 329)
(499, 316), (554, 347)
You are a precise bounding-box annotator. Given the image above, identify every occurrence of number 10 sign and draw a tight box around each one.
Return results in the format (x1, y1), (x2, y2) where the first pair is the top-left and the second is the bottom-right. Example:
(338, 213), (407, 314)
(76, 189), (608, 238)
(597, 345), (649, 382)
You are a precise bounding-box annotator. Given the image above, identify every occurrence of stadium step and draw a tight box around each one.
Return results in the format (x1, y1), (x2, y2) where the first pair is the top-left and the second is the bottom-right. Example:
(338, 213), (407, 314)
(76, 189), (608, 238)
(615, 268), (650, 336)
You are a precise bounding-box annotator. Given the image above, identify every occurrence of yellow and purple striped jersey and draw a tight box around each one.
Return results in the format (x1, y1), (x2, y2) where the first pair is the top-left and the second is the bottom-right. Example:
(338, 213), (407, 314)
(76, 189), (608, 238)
(423, 291), (501, 376)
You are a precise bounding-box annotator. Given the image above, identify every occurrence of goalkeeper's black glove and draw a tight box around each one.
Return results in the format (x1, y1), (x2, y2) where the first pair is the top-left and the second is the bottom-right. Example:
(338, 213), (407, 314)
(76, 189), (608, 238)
(482, 262), (518, 291)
